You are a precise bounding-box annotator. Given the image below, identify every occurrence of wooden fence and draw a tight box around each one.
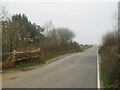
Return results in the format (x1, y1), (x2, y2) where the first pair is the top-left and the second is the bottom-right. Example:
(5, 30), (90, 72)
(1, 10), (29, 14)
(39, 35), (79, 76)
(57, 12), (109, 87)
(3, 48), (41, 63)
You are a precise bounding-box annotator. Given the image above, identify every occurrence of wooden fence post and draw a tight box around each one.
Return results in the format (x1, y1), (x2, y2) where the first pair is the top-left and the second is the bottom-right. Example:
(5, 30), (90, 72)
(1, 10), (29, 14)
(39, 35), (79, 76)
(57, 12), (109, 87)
(38, 48), (40, 55)
(11, 50), (16, 62)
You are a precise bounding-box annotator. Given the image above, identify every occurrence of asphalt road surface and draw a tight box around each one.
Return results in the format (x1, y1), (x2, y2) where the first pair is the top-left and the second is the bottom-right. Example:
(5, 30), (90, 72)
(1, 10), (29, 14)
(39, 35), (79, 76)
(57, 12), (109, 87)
(3, 47), (97, 88)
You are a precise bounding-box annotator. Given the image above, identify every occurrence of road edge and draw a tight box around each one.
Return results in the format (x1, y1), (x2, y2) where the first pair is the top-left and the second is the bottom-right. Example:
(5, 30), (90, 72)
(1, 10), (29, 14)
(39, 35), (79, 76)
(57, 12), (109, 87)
(97, 47), (101, 89)
(2, 52), (79, 81)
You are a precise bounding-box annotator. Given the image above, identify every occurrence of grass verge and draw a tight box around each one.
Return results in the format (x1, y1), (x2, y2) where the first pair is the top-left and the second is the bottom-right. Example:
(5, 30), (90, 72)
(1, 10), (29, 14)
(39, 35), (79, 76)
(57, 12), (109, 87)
(99, 47), (118, 88)
(2, 51), (77, 73)
(2, 47), (92, 73)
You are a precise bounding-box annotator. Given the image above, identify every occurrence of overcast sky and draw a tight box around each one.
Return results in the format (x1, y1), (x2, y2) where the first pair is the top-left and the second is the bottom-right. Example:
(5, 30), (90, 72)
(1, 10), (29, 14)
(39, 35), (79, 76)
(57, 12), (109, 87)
(2, 1), (118, 44)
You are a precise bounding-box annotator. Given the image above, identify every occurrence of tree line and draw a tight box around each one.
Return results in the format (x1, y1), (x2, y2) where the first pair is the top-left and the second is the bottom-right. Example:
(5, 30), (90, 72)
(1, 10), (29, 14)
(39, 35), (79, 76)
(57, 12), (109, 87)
(2, 14), (82, 62)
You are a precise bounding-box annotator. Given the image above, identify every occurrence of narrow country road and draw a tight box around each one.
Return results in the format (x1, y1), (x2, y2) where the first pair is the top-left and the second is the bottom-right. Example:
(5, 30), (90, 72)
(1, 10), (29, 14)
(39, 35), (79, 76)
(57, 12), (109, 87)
(3, 47), (98, 88)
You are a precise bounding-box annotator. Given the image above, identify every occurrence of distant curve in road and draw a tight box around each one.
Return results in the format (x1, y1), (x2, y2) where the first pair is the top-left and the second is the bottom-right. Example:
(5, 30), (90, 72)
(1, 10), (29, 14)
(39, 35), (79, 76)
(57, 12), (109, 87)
(3, 47), (97, 88)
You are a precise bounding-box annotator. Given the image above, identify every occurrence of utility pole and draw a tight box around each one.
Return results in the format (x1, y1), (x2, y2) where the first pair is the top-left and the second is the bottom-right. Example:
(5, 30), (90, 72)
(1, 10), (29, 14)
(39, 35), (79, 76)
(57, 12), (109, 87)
(118, 2), (120, 88)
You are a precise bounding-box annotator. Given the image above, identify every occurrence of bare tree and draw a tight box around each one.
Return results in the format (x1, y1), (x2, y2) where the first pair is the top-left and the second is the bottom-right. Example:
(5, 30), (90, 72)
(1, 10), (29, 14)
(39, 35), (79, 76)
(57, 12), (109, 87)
(43, 21), (54, 37)
(102, 30), (118, 47)
(0, 3), (8, 22)
(56, 27), (75, 45)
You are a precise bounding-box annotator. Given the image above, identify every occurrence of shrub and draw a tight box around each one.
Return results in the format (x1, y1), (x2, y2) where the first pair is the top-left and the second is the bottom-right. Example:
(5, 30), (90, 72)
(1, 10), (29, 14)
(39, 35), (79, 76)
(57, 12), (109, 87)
(100, 30), (119, 88)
